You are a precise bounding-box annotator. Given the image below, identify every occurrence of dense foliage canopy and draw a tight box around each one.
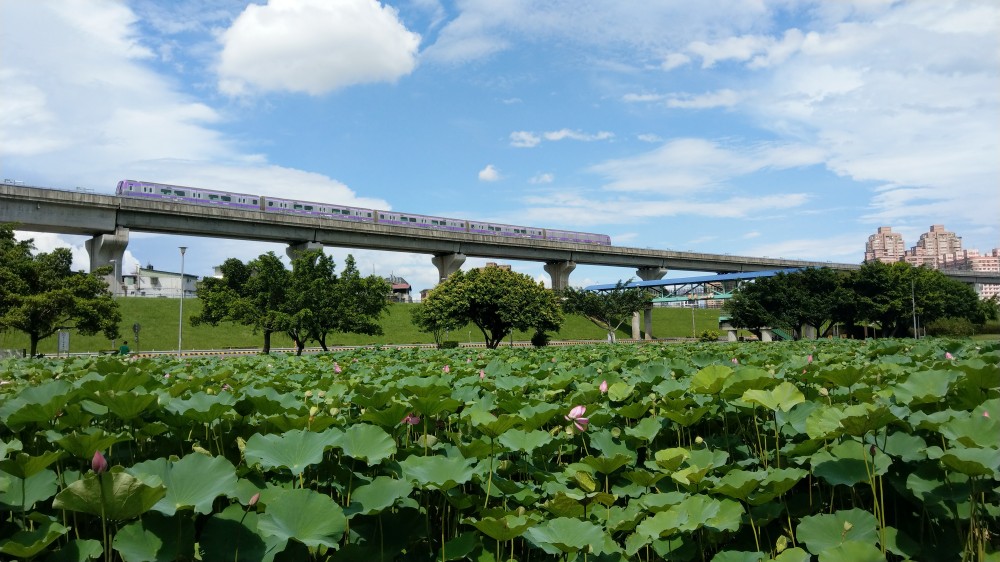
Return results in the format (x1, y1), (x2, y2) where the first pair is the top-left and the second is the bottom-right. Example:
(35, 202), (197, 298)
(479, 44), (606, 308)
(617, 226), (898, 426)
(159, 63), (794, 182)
(414, 266), (562, 348)
(0, 338), (996, 561)
(726, 264), (992, 338)
(561, 281), (651, 342)
(0, 225), (120, 355)
(193, 250), (389, 354)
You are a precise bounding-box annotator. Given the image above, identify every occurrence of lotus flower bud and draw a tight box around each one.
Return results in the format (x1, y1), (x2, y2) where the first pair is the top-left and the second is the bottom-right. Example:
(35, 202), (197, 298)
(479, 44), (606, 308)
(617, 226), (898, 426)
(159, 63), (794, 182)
(92, 451), (108, 474)
(249, 492), (260, 506)
(599, 380), (608, 394)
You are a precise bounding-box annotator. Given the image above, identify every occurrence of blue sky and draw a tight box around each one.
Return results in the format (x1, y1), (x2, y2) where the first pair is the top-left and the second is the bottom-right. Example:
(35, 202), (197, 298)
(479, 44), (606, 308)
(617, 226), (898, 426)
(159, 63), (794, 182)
(1, 0), (997, 293)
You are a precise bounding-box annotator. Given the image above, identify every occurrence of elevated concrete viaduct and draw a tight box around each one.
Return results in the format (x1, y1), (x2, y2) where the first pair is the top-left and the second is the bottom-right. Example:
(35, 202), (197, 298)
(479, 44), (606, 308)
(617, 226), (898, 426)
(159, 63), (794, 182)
(5, 183), (995, 289)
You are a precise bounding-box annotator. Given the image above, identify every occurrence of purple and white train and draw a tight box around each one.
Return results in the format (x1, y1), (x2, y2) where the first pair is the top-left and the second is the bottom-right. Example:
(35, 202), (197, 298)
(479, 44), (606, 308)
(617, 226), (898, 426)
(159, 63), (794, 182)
(116, 179), (612, 245)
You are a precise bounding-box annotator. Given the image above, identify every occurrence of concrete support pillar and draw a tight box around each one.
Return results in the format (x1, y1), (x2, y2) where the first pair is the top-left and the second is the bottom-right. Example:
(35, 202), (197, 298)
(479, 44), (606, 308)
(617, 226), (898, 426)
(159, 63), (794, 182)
(544, 260), (576, 292)
(286, 241), (324, 260)
(85, 227), (129, 295)
(632, 312), (641, 340)
(432, 252), (466, 282)
(636, 266), (667, 340)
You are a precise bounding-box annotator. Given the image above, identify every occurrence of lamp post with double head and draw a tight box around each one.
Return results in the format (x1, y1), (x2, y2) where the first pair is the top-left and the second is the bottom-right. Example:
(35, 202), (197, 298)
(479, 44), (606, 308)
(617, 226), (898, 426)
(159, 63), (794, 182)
(178, 247), (187, 356)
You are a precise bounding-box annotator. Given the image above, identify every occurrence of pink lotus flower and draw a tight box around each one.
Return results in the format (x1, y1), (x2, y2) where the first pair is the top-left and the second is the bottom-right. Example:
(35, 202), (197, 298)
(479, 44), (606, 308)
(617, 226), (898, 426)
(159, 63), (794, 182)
(443, 365), (450, 373)
(565, 405), (589, 432)
(807, 355), (813, 364)
(402, 413), (420, 425)
(248, 492), (260, 506)
(599, 380), (608, 394)
(945, 352), (954, 360)
(731, 358), (739, 364)
(334, 363), (342, 373)
(466, 358), (471, 363)
(92, 451), (108, 474)
(479, 369), (485, 380)
(984, 411), (991, 418)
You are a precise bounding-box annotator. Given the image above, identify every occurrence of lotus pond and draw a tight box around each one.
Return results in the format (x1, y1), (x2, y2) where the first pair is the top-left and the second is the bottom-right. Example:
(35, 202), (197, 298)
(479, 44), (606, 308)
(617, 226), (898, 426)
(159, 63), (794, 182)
(0, 339), (998, 562)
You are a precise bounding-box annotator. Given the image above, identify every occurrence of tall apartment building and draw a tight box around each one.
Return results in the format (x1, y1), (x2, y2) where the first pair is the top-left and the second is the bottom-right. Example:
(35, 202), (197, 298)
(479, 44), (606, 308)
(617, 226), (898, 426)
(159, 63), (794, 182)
(902, 224), (963, 268)
(863, 225), (998, 299)
(940, 248), (1000, 300)
(864, 226), (906, 263)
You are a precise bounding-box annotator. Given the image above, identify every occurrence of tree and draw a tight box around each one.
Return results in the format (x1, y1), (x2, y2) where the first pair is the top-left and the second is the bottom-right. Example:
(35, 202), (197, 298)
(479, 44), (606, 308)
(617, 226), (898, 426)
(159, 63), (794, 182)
(561, 281), (651, 342)
(192, 252), (289, 354)
(415, 267), (563, 348)
(0, 225), (121, 355)
(286, 252), (390, 353)
(726, 268), (848, 339)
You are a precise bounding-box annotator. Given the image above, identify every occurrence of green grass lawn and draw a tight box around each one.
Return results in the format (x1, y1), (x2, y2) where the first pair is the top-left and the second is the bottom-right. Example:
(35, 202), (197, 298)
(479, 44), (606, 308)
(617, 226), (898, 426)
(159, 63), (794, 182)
(0, 297), (725, 354)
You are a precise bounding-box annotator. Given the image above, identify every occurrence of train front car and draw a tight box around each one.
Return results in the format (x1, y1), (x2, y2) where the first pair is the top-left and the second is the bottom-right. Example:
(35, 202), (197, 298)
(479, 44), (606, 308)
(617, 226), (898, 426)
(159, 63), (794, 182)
(544, 229), (612, 245)
(468, 221), (545, 240)
(376, 211), (466, 232)
(116, 180), (261, 211)
(262, 196), (375, 222)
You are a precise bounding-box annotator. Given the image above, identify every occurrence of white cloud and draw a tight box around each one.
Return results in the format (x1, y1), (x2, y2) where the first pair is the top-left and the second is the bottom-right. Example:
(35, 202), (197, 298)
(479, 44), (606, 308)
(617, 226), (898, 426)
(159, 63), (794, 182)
(217, 0), (421, 95)
(637, 133), (662, 143)
(478, 164), (501, 182)
(511, 129), (613, 148)
(509, 131), (541, 148)
(746, 234), (864, 261)
(543, 129), (614, 142)
(661, 52), (691, 70)
(665, 89), (742, 109)
(529, 173), (554, 184)
(589, 138), (826, 193)
(743, 231), (761, 239)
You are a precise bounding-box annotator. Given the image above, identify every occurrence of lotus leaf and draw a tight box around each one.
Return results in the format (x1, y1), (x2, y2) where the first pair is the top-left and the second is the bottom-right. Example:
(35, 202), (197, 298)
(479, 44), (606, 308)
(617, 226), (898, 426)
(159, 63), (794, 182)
(816, 541), (885, 562)
(524, 517), (607, 553)
(805, 405), (847, 440)
(796, 509), (878, 556)
(542, 492), (585, 517)
(346, 476), (413, 516)
(200, 504), (271, 562)
(470, 514), (537, 541)
(0, 438), (23, 459)
(164, 391), (237, 423)
(112, 512), (194, 562)
(929, 445), (1000, 477)
(399, 454), (475, 491)
(772, 547), (811, 561)
(712, 469), (765, 501)
(257, 488), (346, 549)
(893, 370), (958, 405)
(0, 468), (58, 511)
(720, 367), (776, 399)
(0, 514), (67, 558)
(244, 428), (339, 476)
(331, 423), (396, 465)
(653, 448), (690, 472)
(47, 429), (130, 461)
(91, 390), (159, 421)
(811, 440), (889, 487)
(582, 453), (633, 475)
(0, 380), (73, 429)
(128, 453), (238, 515)
(711, 551), (768, 562)
(497, 428), (552, 453)
(0, 450), (64, 479)
(53, 468), (165, 520)
(690, 365), (733, 394)
(742, 382), (805, 412)
(938, 413), (1000, 448)
(624, 416), (663, 442)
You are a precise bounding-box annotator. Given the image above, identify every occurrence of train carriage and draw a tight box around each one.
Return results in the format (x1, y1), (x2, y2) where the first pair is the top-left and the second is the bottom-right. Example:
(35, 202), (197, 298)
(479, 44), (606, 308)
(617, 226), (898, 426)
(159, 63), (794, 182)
(117, 180), (260, 210)
(544, 228), (612, 245)
(376, 211), (467, 232)
(468, 221), (545, 240)
(263, 196), (373, 222)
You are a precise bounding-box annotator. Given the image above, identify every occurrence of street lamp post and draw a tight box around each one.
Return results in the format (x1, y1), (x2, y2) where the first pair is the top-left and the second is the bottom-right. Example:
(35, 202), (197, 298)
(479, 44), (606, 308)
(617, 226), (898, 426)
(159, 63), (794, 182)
(178, 247), (187, 356)
(109, 259), (118, 297)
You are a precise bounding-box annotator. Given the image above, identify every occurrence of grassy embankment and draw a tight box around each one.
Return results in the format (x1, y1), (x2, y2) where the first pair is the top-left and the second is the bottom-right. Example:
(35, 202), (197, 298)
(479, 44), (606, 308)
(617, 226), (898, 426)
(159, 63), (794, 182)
(0, 297), (725, 354)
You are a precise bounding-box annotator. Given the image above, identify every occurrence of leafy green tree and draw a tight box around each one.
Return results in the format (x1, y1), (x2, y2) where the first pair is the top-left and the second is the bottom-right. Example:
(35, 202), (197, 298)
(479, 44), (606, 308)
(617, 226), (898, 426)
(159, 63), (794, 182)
(415, 267), (562, 348)
(560, 281), (651, 342)
(286, 252), (390, 353)
(726, 268), (847, 339)
(846, 261), (985, 337)
(193, 252), (289, 354)
(329, 255), (391, 346)
(0, 225), (121, 355)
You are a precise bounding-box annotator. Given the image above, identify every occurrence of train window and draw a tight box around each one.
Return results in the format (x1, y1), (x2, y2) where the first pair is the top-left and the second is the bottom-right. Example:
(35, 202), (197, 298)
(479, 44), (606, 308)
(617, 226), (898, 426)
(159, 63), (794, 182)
(342, 209), (350, 215)
(367, 212), (372, 217)
(379, 214), (385, 219)
(160, 189), (172, 195)
(221, 196), (231, 202)
(175, 190), (186, 197)
(303, 205), (313, 211)
(252, 199), (258, 205)
(208, 194), (219, 200)
(410, 218), (417, 222)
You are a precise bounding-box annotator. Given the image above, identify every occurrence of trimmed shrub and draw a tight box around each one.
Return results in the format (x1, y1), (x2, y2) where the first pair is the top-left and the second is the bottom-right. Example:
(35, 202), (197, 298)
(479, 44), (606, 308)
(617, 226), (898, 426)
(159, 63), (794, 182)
(925, 317), (976, 337)
(530, 331), (550, 347)
(698, 329), (721, 342)
(438, 340), (459, 349)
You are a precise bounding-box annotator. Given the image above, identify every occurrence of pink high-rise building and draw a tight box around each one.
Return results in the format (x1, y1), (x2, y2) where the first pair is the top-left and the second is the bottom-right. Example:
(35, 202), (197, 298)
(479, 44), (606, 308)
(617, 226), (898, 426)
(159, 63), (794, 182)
(902, 225), (963, 268)
(865, 226), (906, 263)
(940, 248), (1000, 300)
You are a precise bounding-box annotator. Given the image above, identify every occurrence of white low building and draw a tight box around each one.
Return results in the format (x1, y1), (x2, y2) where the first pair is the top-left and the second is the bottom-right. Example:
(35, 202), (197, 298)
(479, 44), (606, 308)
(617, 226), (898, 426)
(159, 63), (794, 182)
(122, 266), (198, 298)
